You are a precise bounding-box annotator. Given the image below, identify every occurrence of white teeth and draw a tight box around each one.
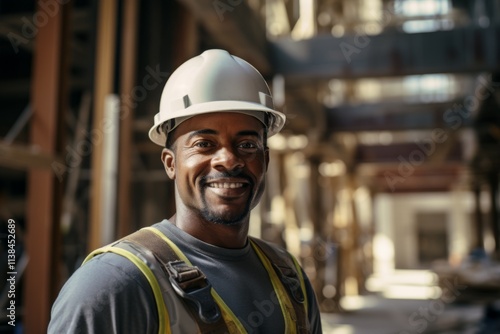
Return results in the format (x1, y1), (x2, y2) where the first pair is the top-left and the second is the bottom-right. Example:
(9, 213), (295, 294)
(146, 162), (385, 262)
(208, 183), (243, 189)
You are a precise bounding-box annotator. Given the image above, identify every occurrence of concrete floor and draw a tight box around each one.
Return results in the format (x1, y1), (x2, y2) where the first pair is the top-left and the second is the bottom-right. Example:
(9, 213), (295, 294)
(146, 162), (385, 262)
(320, 295), (497, 334)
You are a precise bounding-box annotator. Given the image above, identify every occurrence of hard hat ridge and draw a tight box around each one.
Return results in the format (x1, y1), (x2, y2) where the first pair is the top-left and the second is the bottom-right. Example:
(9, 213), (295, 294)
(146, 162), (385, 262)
(148, 49), (286, 147)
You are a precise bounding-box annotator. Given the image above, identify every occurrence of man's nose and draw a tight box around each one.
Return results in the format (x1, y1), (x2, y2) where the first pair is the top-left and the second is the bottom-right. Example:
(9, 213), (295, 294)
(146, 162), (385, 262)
(211, 146), (244, 171)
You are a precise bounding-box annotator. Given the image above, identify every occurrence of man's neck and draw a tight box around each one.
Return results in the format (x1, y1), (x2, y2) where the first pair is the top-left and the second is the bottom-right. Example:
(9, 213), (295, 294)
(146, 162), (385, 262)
(168, 213), (249, 248)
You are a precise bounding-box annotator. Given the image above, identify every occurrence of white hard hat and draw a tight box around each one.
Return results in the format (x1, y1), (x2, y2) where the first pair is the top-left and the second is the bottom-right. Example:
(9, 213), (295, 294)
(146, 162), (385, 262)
(148, 49), (286, 146)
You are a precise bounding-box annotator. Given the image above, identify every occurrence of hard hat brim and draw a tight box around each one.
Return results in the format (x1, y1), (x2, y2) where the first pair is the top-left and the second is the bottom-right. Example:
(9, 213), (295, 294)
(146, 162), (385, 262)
(148, 100), (286, 147)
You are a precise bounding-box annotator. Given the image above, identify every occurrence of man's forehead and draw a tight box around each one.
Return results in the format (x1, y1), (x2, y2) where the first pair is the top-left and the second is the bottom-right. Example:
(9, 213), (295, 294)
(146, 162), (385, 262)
(179, 112), (265, 133)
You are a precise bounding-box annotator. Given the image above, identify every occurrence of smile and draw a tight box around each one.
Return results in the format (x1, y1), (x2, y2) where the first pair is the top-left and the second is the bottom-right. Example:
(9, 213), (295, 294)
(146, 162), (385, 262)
(207, 182), (245, 189)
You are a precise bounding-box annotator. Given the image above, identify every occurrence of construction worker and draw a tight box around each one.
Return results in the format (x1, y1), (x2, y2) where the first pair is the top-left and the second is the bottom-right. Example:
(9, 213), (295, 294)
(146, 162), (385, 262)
(48, 49), (323, 333)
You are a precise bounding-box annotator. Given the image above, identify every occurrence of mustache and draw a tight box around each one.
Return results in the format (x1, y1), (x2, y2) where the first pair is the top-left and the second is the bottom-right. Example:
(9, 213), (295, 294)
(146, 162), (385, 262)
(200, 171), (253, 186)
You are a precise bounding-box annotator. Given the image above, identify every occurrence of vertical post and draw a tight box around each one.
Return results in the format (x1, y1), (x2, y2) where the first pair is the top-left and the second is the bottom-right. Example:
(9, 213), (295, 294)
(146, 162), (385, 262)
(88, 0), (118, 251)
(25, 1), (70, 332)
(117, 0), (139, 238)
(473, 181), (485, 250)
(309, 157), (325, 304)
(171, 1), (198, 67)
(348, 173), (362, 294)
(327, 176), (343, 312)
(489, 172), (500, 255)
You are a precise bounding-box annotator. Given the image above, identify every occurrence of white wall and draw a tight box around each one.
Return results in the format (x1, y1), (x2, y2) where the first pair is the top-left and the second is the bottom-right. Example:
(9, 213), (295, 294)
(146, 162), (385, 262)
(373, 190), (477, 273)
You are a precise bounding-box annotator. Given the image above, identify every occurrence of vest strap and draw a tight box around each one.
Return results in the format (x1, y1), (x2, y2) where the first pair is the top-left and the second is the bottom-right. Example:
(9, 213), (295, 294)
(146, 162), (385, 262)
(87, 227), (309, 334)
(126, 228), (230, 333)
(249, 237), (310, 333)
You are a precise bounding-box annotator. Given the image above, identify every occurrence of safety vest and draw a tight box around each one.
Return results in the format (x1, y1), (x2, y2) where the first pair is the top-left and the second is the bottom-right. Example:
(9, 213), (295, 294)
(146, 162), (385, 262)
(83, 226), (311, 333)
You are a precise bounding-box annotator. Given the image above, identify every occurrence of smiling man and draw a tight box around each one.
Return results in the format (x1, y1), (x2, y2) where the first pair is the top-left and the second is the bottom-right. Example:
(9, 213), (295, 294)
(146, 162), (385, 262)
(164, 112), (268, 246)
(49, 49), (323, 334)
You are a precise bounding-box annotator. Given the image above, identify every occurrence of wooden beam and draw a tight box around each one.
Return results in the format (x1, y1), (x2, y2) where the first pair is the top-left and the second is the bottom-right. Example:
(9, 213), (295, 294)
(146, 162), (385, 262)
(89, 0), (117, 251)
(117, 0), (138, 238)
(0, 77), (88, 98)
(25, 0), (70, 332)
(0, 142), (61, 170)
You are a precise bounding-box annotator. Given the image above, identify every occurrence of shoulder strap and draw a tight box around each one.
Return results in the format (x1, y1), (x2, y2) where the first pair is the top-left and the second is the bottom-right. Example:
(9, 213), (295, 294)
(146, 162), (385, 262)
(83, 243), (170, 334)
(124, 228), (230, 334)
(249, 237), (310, 334)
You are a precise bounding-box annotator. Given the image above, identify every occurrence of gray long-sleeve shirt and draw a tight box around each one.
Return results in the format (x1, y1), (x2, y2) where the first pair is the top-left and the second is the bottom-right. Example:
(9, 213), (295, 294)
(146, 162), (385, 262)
(48, 220), (323, 333)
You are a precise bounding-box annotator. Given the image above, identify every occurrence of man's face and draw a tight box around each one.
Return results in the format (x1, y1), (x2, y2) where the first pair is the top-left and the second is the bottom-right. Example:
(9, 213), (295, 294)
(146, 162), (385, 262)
(162, 112), (269, 226)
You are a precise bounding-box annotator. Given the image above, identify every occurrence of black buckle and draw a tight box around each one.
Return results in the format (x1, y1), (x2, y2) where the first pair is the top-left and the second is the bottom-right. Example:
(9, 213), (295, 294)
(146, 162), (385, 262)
(166, 260), (221, 324)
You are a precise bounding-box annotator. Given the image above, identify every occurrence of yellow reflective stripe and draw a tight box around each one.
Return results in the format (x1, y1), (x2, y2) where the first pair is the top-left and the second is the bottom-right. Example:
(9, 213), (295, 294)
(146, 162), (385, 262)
(290, 254), (308, 315)
(83, 246), (170, 334)
(209, 293), (246, 334)
(145, 227), (247, 334)
(250, 240), (297, 334)
(83, 247), (107, 265)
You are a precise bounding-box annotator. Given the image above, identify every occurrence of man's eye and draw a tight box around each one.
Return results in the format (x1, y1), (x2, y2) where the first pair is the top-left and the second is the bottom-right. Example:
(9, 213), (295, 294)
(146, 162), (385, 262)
(194, 141), (213, 148)
(238, 142), (258, 150)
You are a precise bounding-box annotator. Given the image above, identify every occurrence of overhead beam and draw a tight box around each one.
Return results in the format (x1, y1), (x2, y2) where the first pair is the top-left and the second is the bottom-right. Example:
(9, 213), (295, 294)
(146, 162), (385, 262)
(354, 142), (463, 164)
(361, 164), (466, 193)
(326, 100), (471, 132)
(270, 26), (500, 79)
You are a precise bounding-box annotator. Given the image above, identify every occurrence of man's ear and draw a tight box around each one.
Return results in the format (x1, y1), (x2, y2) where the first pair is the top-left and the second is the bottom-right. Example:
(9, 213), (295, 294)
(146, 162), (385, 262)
(161, 148), (176, 180)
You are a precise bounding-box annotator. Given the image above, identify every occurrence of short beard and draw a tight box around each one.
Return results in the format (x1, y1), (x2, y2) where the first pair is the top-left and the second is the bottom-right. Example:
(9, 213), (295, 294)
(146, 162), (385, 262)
(198, 171), (254, 226)
(199, 194), (252, 226)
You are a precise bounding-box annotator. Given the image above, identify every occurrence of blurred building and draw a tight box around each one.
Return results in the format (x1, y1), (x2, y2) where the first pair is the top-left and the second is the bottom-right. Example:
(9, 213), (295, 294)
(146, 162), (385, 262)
(0, 0), (499, 333)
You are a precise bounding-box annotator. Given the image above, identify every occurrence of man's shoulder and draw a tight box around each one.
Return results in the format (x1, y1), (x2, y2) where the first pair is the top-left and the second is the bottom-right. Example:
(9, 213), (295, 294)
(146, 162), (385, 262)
(67, 252), (150, 294)
(49, 252), (158, 333)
